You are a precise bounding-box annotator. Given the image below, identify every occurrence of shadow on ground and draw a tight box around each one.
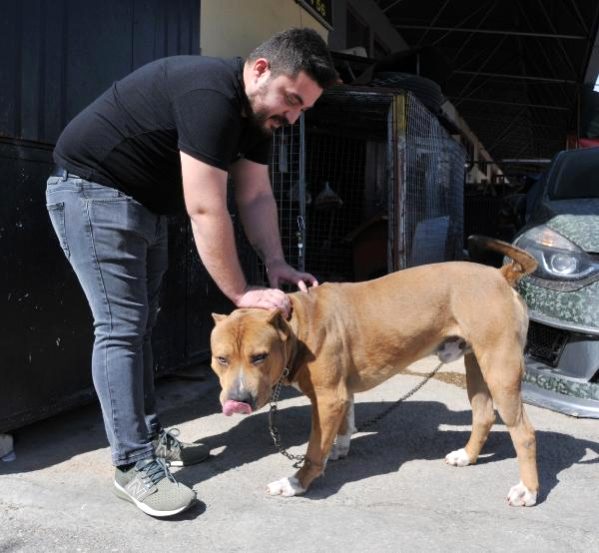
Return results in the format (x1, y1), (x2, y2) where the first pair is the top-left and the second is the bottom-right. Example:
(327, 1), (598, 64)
(0, 372), (222, 474)
(177, 397), (599, 505)
(2, 378), (597, 508)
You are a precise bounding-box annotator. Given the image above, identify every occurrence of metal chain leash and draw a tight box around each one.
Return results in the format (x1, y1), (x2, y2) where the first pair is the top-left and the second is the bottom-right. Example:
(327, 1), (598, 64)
(356, 361), (444, 431)
(268, 367), (306, 468)
(268, 361), (445, 466)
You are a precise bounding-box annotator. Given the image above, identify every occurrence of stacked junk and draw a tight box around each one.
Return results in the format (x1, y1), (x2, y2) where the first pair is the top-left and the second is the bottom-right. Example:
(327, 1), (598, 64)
(252, 48), (466, 285)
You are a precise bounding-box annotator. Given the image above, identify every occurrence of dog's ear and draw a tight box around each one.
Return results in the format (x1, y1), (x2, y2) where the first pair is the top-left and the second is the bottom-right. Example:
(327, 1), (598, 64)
(268, 309), (290, 342)
(212, 313), (227, 325)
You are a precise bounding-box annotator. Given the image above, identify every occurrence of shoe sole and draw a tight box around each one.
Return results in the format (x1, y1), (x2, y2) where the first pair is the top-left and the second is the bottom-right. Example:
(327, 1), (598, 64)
(158, 452), (210, 467)
(113, 481), (194, 518)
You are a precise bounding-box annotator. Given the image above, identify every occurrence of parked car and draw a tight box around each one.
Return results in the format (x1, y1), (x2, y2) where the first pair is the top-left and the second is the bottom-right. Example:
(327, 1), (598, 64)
(512, 147), (599, 417)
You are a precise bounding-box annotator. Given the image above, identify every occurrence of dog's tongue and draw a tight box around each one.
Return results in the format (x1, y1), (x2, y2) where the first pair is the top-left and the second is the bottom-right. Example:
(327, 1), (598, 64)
(222, 399), (253, 416)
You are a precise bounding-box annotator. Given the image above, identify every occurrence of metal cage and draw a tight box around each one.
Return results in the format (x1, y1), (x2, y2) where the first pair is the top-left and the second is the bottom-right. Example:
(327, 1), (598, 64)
(262, 87), (466, 284)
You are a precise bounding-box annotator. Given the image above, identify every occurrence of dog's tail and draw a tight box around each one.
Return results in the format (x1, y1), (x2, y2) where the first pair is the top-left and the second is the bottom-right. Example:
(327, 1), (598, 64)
(468, 235), (538, 287)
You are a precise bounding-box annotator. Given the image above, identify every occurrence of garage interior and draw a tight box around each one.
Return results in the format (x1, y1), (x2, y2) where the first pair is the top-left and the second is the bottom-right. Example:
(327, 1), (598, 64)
(2, 0), (599, 430)
(369, 0), (599, 244)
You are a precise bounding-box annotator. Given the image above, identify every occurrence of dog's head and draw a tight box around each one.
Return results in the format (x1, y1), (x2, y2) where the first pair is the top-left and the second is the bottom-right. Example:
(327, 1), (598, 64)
(210, 308), (291, 416)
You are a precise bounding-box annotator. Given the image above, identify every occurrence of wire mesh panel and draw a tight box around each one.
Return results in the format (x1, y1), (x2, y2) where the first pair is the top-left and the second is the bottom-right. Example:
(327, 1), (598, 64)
(238, 88), (466, 288)
(399, 92), (465, 268)
(304, 131), (368, 282)
(270, 120), (305, 274)
(301, 88), (396, 283)
(235, 121), (305, 287)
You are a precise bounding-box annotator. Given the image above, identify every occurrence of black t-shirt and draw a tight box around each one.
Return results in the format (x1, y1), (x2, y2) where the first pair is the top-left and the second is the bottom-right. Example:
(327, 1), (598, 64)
(53, 56), (271, 214)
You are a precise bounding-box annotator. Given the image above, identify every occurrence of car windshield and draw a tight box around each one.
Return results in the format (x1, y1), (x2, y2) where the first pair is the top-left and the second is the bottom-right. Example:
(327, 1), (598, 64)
(549, 149), (599, 199)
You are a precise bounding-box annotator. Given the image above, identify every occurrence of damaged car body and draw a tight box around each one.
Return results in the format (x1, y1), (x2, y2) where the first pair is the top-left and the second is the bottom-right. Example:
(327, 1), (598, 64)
(511, 147), (599, 418)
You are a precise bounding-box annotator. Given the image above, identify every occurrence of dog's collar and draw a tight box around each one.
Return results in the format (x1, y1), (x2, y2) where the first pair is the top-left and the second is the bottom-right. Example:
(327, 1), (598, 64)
(281, 334), (301, 384)
(281, 360), (297, 385)
(281, 305), (306, 384)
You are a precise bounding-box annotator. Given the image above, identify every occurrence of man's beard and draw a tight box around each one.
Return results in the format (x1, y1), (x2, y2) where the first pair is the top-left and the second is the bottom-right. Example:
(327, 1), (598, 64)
(247, 90), (288, 137)
(249, 110), (288, 137)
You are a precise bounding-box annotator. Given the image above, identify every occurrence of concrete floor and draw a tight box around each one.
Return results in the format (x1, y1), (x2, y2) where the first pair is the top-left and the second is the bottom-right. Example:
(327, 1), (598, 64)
(1, 357), (598, 552)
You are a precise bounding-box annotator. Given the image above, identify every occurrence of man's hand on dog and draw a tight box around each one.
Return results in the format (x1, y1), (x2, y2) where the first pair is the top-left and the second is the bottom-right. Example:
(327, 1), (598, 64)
(265, 259), (319, 293)
(234, 261), (317, 318)
(235, 287), (291, 316)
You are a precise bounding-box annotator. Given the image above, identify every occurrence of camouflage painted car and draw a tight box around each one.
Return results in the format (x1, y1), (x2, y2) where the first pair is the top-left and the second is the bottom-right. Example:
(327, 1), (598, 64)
(513, 147), (599, 418)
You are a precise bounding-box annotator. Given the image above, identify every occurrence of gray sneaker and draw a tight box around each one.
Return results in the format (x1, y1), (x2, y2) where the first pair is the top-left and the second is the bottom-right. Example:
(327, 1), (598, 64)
(114, 457), (196, 517)
(153, 428), (210, 467)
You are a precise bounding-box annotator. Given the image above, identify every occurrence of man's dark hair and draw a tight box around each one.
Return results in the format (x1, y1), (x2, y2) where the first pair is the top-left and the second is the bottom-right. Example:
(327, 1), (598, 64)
(247, 28), (337, 89)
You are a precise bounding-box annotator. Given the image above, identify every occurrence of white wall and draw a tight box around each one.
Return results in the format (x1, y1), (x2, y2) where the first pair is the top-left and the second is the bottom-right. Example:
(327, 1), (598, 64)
(200, 0), (328, 58)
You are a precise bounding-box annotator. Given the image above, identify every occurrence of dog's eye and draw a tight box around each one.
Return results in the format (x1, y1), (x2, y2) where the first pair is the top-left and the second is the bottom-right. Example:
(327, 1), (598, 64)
(251, 353), (268, 364)
(216, 356), (228, 366)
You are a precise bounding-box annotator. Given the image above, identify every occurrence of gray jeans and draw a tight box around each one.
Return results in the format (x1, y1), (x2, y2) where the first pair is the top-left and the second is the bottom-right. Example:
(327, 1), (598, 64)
(46, 175), (168, 466)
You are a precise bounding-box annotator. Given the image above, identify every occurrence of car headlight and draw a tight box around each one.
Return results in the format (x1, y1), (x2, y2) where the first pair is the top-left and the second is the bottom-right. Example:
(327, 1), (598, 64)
(514, 226), (599, 281)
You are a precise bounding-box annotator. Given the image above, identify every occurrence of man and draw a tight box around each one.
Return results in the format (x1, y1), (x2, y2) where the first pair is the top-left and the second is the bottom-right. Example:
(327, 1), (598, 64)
(46, 28), (337, 517)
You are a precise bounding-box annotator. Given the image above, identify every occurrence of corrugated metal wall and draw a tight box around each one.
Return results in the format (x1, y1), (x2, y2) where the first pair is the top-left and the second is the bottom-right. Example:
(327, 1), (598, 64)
(0, 0), (199, 144)
(0, 0), (212, 433)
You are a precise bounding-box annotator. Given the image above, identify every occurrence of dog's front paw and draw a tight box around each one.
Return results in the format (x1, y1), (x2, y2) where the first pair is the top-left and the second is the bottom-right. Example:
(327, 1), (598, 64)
(445, 448), (471, 467)
(267, 476), (305, 497)
(507, 481), (537, 507)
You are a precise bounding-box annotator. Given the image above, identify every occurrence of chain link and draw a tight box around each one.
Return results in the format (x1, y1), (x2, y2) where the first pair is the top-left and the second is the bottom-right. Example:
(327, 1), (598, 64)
(268, 361), (445, 466)
(268, 367), (306, 468)
(356, 361), (444, 431)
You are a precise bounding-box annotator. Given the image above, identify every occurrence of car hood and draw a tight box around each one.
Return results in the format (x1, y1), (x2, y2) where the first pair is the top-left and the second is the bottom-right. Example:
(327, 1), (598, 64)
(544, 200), (599, 253)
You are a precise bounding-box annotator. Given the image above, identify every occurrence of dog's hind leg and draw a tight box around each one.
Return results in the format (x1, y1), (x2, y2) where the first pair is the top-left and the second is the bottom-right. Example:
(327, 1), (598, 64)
(267, 390), (350, 496)
(464, 345), (538, 506)
(446, 352), (496, 467)
(329, 394), (355, 460)
(485, 357), (538, 506)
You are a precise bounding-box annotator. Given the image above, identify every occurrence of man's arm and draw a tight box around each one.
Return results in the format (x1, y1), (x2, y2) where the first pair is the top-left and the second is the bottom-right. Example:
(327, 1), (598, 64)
(180, 151), (290, 313)
(230, 159), (285, 267)
(231, 158), (318, 291)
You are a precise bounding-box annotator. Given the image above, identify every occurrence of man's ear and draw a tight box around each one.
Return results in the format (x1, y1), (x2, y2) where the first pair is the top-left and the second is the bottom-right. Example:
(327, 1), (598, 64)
(212, 313), (227, 325)
(251, 57), (270, 79)
(268, 309), (290, 341)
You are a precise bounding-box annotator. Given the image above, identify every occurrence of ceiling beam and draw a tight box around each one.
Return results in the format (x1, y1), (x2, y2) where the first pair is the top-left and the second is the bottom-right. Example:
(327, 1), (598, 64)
(568, 0), (589, 35)
(392, 25), (587, 40)
(465, 116), (567, 129)
(455, 34), (508, 100)
(453, 70), (578, 84)
(536, 0), (579, 78)
(486, 108), (527, 152)
(381, 0), (405, 13)
(515, 2), (575, 105)
(416, 0), (451, 47)
(449, 96), (571, 110)
(446, 0), (498, 57)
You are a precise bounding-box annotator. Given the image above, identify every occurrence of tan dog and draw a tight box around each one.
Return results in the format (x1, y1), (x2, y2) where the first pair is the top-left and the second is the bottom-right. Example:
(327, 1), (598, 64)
(210, 237), (539, 506)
